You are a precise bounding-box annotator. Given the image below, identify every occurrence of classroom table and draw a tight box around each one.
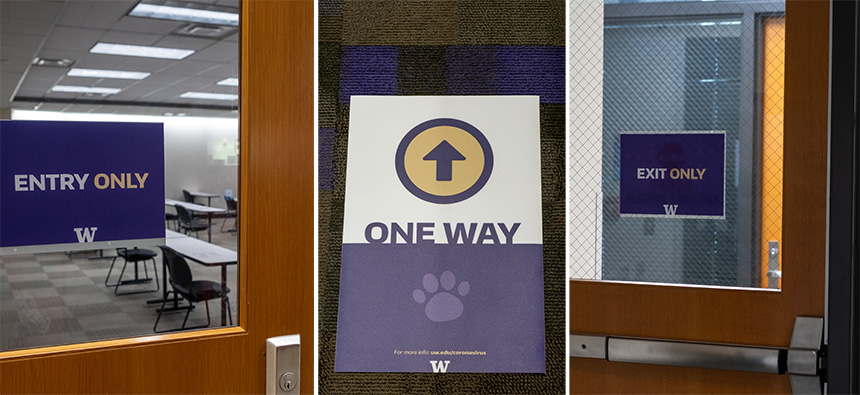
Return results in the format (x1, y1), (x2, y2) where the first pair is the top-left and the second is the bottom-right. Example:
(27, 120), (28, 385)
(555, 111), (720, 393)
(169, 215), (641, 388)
(188, 191), (220, 207)
(149, 231), (237, 327)
(165, 199), (225, 242)
(165, 229), (187, 239)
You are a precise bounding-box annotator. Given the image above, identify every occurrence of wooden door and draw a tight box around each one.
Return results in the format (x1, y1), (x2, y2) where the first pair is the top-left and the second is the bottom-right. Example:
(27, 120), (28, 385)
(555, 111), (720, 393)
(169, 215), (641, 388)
(569, 1), (828, 393)
(0, 0), (314, 393)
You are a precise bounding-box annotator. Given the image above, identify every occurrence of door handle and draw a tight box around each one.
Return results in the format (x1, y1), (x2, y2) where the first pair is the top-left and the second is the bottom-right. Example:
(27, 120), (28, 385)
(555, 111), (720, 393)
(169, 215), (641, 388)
(570, 316), (824, 394)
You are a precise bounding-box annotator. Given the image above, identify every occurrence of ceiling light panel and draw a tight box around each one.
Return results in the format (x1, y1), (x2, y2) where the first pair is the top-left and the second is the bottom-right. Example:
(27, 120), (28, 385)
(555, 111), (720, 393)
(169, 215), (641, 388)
(129, 1), (239, 26)
(180, 91), (238, 101)
(51, 85), (122, 95)
(67, 68), (151, 80)
(217, 78), (238, 86)
(90, 42), (195, 60)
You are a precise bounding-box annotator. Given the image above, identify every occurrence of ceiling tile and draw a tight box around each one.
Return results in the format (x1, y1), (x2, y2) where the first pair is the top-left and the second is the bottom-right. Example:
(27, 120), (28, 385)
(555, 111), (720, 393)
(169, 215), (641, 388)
(143, 86), (194, 101)
(43, 26), (107, 51)
(197, 63), (238, 78)
(98, 30), (164, 46)
(108, 82), (165, 100)
(156, 35), (218, 51)
(96, 80), (139, 89)
(44, 90), (81, 100)
(86, 105), (107, 113)
(139, 73), (190, 87)
(19, 78), (56, 92)
(216, 0), (240, 8)
(24, 66), (68, 83)
(57, 0), (136, 30)
(1, 33), (44, 56)
(70, 53), (133, 69)
(55, 1), (95, 28)
(39, 102), (74, 112)
(1, 44), (39, 74)
(118, 57), (177, 73)
(160, 60), (221, 76)
(64, 104), (103, 113)
(14, 87), (51, 97)
(6, 0), (64, 21)
(1, 15), (56, 36)
(185, 41), (238, 62)
(171, 75), (227, 89)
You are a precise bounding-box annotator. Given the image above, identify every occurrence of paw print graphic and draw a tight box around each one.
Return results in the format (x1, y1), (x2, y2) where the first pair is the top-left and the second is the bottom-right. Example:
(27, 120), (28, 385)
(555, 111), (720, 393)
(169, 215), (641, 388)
(412, 271), (470, 322)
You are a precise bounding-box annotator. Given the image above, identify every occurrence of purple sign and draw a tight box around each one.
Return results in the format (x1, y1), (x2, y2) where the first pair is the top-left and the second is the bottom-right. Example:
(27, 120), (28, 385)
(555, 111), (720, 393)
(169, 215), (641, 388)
(0, 120), (165, 254)
(619, 132), (725, 218)
(336, 96), (544, 373)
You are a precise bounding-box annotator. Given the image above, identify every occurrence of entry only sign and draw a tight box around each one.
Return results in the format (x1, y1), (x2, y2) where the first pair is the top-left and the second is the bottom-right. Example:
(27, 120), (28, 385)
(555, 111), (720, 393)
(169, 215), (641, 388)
(619, 132), (726, 219)
(0, 120), (165, 255)
(335, 96), (545, 373)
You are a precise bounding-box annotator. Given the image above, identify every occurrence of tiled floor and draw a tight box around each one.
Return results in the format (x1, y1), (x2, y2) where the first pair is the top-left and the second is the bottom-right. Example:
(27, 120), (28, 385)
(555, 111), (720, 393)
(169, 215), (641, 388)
(0, 225), (238, 352)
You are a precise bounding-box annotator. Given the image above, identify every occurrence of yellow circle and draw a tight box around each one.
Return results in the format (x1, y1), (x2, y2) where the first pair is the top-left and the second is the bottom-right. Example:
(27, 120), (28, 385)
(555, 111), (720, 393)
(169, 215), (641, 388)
(403, 126), (485, 197)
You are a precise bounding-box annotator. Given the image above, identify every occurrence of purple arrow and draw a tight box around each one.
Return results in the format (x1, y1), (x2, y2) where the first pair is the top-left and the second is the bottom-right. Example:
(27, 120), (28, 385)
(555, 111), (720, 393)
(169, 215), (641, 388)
(423, 140), (466, 181)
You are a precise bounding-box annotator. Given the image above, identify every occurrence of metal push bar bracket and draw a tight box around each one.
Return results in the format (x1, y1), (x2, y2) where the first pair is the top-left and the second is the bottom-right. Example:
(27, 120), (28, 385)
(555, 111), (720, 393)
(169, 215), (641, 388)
(570, 316), (825, 394)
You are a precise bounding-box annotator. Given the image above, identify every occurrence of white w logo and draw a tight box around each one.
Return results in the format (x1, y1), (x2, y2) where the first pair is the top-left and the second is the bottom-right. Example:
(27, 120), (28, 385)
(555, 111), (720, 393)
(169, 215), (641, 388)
(663, 204), (678, 216)
(430, 360), (450, 373)
(73, 227), (98, 243)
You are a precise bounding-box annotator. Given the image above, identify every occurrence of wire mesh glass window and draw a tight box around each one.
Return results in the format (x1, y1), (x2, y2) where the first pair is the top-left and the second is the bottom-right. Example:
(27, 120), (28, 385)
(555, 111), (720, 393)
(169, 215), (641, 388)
(569, 0), (785, 289)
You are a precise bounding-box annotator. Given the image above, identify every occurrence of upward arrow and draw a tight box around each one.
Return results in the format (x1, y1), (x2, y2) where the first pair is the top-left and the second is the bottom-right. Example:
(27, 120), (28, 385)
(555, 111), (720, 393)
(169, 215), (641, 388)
(423, 140), (466, 181)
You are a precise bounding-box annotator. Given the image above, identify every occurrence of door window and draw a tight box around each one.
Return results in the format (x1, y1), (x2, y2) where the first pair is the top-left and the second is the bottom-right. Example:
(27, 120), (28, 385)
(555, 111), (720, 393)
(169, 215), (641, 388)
(0, 0), (240, 351)
(569, 0), (785, 289)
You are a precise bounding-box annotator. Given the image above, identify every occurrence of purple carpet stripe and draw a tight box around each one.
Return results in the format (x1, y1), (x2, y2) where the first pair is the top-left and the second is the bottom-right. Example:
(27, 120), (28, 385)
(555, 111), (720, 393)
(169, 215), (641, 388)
(444, 46), (500, 96)
(339, 46), (399, 103)
(445, 46), (565, 104)
(497, 47), (565, 103)
(319, 127), (335, 191)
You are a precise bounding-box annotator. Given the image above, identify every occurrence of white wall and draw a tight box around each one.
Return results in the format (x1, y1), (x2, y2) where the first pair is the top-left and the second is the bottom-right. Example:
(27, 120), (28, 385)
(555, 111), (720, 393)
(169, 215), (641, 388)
(11, 110), (239, 210)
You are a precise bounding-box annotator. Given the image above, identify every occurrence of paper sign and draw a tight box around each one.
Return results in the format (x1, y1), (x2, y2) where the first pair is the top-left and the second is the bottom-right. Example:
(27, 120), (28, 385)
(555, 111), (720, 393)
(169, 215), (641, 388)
(335, 96), (545, 373)
(0, 120), (165, 254)
(619, 132), (726, 218)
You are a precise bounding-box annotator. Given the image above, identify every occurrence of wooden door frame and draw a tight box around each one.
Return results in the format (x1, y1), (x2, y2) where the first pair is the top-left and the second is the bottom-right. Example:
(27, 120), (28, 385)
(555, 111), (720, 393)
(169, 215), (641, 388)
(0, 0), (315, 393)
(569, 1), (829, 392)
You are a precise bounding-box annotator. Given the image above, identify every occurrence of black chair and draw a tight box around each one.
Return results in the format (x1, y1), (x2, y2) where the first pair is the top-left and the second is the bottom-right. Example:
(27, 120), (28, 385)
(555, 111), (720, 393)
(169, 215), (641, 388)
(182, 189), (195, 203)
(165, 211), (178, 230)
(220, 196), (238, 232)
(181, 190), (204, 218)
(176, 205), (208, 238)
(105, 248), (159, 295)
(154, 247), (232, 333)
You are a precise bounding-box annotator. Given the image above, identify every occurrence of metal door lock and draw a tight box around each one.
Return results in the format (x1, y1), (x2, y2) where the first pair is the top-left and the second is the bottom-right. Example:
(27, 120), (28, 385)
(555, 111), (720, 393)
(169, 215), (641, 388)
(266, 335), (300, 394)
(279, 372), (295, 392)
